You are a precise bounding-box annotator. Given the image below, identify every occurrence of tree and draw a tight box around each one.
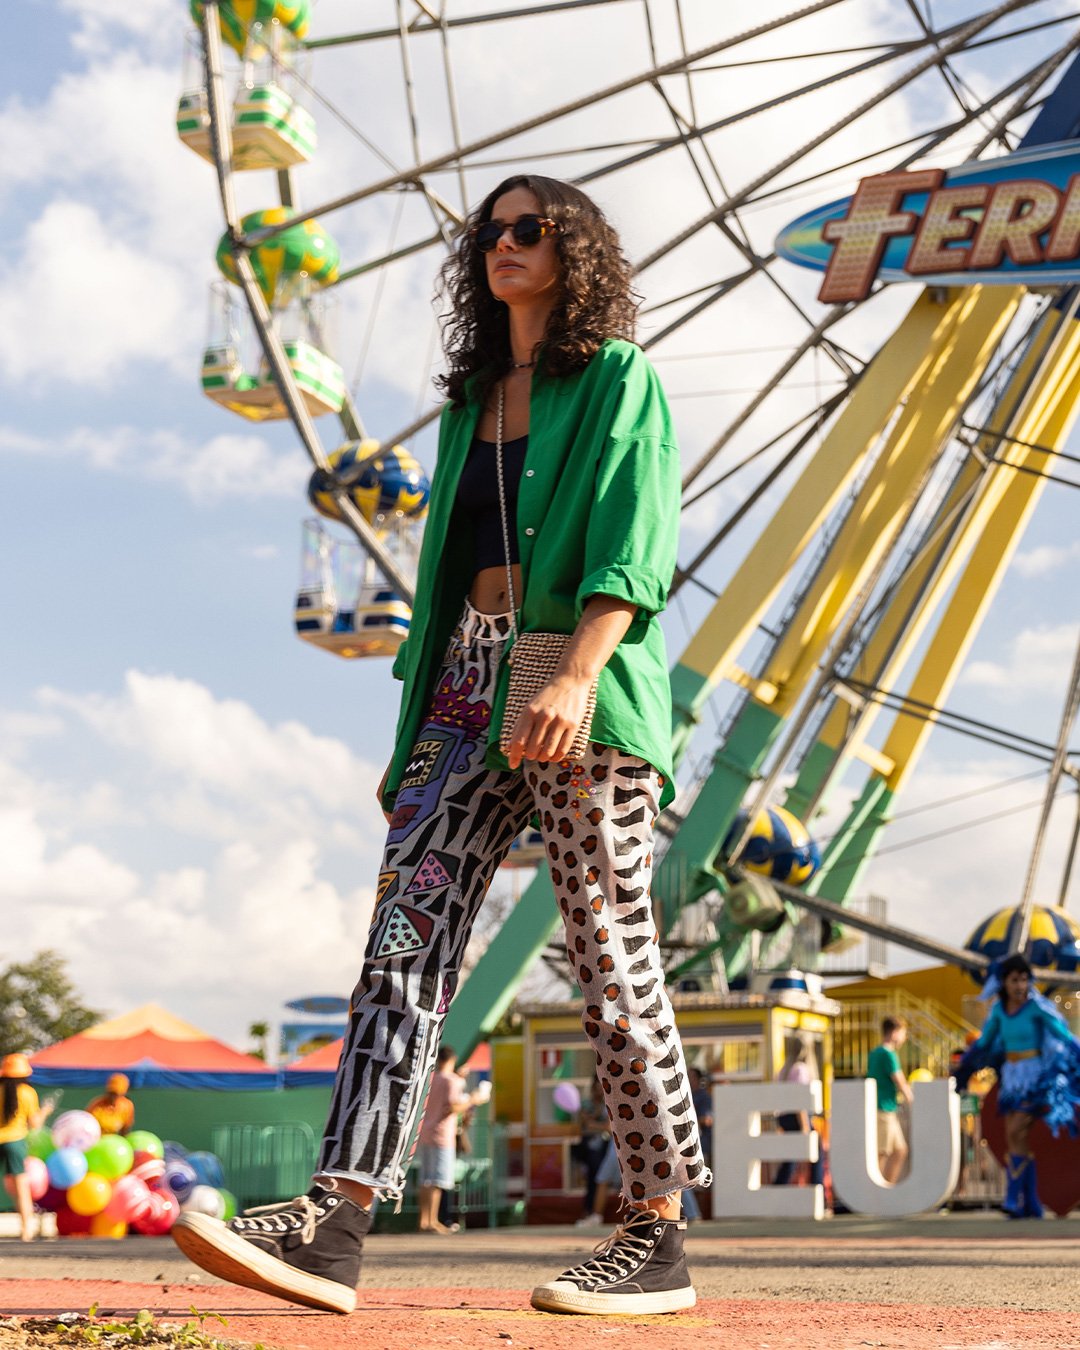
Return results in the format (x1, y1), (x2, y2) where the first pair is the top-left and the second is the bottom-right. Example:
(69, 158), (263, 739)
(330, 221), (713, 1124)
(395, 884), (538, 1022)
(0, 950), (102, 1052)
(247, 1021), (271, 1061)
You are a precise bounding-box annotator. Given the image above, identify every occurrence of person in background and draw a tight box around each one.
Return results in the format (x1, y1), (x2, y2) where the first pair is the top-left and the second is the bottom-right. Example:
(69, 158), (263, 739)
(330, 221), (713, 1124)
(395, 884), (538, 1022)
(572, 1079), (611, 1226)
(867, 1016), (912, 1184)
(774, 1033), (824, 1188)
(87, 1074), (135, 1136)
(0, 1053), (54, 1241)
(955, 952), (1080, 1219)
(680, 1067), (714, 1222)
(417, 1047), (484, 1234)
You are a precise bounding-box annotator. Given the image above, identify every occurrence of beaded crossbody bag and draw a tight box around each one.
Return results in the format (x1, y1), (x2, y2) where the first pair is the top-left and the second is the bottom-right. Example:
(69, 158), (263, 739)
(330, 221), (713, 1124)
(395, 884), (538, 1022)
(493, 383), (597, 761)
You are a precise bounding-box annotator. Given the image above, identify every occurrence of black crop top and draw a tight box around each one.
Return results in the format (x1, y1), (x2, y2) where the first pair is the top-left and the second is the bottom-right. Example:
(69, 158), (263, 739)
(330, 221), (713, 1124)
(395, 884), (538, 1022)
(455, 434), (528, 571)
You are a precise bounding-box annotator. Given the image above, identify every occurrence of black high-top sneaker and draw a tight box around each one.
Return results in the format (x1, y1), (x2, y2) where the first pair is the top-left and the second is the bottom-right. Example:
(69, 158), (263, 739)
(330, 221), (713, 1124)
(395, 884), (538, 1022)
(530, 1208), (695, 1315)
(172, 1185), (371, 1314)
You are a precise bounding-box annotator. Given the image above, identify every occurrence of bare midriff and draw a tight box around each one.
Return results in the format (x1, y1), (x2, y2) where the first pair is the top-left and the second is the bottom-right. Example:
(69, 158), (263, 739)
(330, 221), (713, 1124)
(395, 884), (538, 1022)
(469, 563), (522, 615)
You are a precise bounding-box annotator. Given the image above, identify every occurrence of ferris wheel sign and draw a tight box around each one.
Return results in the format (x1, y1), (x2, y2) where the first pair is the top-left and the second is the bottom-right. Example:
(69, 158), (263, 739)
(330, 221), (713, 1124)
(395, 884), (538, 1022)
(775, 140), (1080, 303)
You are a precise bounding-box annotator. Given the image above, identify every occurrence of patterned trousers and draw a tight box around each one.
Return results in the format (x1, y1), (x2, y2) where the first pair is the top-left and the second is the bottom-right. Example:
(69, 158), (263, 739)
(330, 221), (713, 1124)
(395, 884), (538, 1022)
(318, 600), (709, 1204)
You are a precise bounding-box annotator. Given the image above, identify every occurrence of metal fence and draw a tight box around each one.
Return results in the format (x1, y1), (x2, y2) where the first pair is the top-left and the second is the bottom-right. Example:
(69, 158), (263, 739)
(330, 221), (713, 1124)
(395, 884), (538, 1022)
(210, 1116), (516, 1226)
(210, 1121), (319, 1209)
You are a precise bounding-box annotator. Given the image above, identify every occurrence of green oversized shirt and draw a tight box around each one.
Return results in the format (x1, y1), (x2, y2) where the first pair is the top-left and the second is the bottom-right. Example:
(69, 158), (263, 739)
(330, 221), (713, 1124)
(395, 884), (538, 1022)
(384, 339), (681, 812)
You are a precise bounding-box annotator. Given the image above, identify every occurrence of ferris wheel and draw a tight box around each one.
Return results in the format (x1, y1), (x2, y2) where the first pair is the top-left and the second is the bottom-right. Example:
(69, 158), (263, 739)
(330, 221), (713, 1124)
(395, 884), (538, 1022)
(178, 0), (1080, 1046)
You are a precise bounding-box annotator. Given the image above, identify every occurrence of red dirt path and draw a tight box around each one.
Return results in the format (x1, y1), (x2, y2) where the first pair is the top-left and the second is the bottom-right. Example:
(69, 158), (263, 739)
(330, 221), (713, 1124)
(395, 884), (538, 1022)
(3, 1279), (1079, 1350)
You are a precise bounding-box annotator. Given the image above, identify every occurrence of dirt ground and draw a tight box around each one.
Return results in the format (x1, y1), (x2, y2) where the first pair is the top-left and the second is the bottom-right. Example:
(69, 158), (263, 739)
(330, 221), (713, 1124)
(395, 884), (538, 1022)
(2, 1215), (1079, 1350)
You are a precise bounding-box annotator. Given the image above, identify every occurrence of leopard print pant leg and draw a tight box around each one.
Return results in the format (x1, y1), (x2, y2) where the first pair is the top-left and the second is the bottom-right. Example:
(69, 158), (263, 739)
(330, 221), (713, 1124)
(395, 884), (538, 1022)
(527, 746), (711, 1202)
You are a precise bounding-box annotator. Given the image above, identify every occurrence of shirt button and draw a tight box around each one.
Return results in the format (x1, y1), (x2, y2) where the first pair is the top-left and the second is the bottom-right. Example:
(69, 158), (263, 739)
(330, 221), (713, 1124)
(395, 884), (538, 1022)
(525, 469), (535, 477)
(525, 527), (535, 536)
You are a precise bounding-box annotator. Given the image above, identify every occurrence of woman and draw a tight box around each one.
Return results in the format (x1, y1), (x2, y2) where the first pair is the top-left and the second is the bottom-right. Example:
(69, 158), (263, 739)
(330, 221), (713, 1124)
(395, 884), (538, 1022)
(774, 1032), (824, 1188)
(574, 1078), (613, 1225)
(174, 174), (707, 1316)
(0, 1053), (54, 1241)
(955, 953), (1080, 1218)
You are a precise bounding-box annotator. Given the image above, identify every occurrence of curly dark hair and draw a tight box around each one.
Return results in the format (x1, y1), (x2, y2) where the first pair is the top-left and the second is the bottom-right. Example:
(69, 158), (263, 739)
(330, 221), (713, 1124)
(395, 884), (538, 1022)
(435, 174), (639, 407)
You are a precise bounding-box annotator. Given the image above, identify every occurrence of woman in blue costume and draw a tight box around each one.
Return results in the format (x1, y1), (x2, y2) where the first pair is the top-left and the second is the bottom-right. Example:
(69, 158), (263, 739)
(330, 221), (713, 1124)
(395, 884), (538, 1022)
(955, 952), (1080, 1218)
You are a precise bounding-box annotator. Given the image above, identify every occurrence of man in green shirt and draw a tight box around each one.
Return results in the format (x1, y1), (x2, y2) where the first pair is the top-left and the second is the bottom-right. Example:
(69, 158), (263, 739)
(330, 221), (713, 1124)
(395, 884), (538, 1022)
(867, 1015), (913, 1183)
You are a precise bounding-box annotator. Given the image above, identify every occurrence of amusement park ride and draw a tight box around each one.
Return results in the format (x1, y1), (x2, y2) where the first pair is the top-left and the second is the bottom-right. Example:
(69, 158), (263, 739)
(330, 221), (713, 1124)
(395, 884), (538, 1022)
(179, 0), (1080, 1055)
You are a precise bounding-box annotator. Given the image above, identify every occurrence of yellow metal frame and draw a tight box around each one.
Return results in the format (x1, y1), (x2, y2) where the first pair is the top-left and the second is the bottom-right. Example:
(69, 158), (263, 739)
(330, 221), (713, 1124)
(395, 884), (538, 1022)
(676, 288), (1015, 699)
(808, 305), (1080, 792)
(760, 287), (1021, 714)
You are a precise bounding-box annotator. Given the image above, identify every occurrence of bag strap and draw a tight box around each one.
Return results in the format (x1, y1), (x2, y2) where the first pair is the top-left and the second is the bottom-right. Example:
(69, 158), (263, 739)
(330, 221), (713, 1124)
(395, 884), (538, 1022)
(494, 381), (520, 642)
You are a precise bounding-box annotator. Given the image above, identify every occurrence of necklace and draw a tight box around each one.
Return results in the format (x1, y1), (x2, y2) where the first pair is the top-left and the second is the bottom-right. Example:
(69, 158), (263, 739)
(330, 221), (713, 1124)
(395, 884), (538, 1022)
(510, 359), (536, 369)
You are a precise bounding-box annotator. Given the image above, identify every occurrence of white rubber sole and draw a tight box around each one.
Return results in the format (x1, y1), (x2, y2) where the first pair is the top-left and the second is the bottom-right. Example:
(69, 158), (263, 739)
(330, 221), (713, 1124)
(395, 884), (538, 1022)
(171, 1213), (356, 1314)
(530, 1280), (697, 1316)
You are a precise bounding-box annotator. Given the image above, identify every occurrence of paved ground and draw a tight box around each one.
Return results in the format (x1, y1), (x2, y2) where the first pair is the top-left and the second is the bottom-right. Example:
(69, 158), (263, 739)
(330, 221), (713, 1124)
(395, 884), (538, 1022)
(2, 1215), (1079, 1349)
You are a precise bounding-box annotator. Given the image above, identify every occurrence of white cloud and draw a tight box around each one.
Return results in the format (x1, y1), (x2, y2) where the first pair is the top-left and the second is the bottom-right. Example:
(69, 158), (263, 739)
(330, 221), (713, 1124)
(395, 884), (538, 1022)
(0, 422), (307, 502)
(1, 670), (387, 1044)
(960, 623), (1078, 700)
(1013, 541), (1080, 580)
(58, 0), (183, 58)
(0, 200), (191, 386)
(862, 757), (1075, 958)
(41, 670), (377, 817)
(0, 806), (138, 906)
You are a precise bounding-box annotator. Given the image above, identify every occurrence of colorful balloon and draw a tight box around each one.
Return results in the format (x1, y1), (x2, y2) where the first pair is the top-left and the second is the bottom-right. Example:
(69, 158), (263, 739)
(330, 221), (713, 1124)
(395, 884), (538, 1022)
(132, 1157), (166, 1188)
(26, 1127), (55, 1161)
(89, 1213), (128, 1239)
(219, 1188), (238, 1222)
(182, 1184), (227, 1219)
(55, 1205), (93, 1236)
(104, 1174), (153, 1225)
(163, 1158), (198, 1202)
(66, 1172), (112, 1217)
(84, 1134), (134, 1182)
(52, 1110), (100, 1152)
(127, 1130), (164, 1164)
(47, 1147), (88, 1190)
(131, 1189), (179, 1236)
(39, 1184), (66, 1213)
(187, 1152), (225, 1188)
(23, 1155), (49, 1201)
(552, 1082), (581, 1114)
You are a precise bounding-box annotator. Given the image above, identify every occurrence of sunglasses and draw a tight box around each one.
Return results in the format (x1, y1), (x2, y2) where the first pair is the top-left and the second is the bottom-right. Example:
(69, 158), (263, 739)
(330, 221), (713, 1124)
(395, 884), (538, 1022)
(470, 214), (560, 253)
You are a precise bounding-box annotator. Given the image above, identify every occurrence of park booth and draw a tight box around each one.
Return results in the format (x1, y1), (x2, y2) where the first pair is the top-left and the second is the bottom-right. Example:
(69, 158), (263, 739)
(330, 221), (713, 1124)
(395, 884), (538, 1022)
(511, 989), (840, 1223)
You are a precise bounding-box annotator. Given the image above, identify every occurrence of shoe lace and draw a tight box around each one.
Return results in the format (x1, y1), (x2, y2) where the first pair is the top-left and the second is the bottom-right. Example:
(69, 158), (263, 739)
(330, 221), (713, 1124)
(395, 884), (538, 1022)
(562, 1209), (661, 1283)
(234, 1193), (321, 1243)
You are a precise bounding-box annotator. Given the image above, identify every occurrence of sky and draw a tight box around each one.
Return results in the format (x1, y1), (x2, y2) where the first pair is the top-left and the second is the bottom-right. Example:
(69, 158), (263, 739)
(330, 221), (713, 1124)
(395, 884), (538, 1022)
(2, 0), (1079, 1053)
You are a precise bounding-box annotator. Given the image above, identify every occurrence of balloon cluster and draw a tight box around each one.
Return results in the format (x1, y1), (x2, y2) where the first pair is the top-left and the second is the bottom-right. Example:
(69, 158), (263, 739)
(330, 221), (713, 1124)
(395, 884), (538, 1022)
(25, 1112), (237, 1239)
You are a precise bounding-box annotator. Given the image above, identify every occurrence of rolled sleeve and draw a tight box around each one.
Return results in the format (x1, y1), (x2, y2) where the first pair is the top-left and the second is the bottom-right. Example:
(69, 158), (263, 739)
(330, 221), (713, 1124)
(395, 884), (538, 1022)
(575, 433), (680, 626)
(391, 639), (409, 681)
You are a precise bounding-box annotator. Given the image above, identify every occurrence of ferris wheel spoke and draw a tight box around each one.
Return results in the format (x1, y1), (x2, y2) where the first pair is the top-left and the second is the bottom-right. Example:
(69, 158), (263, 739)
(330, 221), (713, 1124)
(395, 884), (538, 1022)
(243, 0), (857, 246)
(636, 0), (1044, 275)
(306, 0), (647, 51)
(579, 27), (949, 191)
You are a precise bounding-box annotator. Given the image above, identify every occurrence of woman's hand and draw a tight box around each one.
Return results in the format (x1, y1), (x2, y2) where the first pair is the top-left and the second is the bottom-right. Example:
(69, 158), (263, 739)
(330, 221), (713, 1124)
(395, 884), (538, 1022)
(376, 760), (393, 822)
(505, 673), (594, 768)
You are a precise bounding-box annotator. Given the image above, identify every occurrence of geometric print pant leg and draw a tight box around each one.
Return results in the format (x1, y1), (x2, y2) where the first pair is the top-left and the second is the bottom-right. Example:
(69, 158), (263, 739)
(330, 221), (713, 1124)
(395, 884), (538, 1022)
(525, 751), (711, 1202)
(318, 603), (534, 1200)
(317, 602), (710, 1203)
